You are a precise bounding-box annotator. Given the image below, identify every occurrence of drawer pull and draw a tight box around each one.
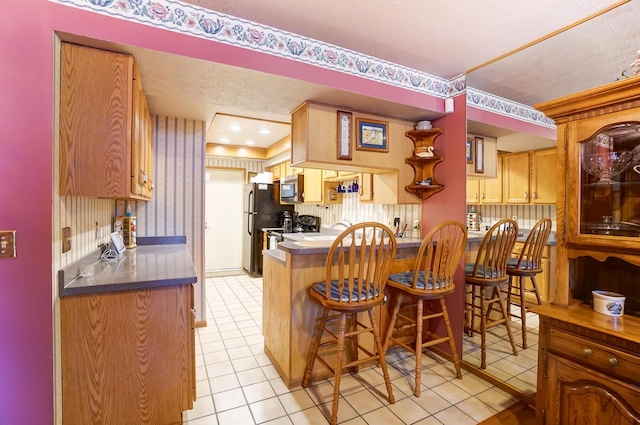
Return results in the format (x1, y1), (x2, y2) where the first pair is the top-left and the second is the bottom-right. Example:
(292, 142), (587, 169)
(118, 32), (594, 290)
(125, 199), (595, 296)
(583, 348), (593, 356)
(609, 357), (618, 366)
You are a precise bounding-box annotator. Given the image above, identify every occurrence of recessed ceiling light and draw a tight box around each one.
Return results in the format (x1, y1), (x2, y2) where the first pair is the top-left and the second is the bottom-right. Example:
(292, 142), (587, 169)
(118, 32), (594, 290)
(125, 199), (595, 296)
(259, 128), (271, 134)
(220, 137), (230, 144)
(229, 125), (241, 131)
(246, 140), (255, 145)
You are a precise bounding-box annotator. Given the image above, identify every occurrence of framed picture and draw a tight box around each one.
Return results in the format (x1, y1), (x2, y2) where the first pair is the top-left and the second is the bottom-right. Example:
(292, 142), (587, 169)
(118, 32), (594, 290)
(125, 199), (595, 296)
(474, 136), (485, 173)
(356, 118), (388, 152)
(466, 139), (473, 164)
(336, 111), (353, 160)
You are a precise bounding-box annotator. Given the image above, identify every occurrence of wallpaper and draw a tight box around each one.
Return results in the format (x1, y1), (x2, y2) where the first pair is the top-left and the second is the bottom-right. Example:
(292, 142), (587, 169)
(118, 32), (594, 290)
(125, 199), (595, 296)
(133, 116), (207, 321)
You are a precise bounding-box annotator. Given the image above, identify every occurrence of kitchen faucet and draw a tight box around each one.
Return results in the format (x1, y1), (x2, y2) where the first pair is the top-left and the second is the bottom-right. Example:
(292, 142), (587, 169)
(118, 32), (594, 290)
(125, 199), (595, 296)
(332, 219), (353, 229)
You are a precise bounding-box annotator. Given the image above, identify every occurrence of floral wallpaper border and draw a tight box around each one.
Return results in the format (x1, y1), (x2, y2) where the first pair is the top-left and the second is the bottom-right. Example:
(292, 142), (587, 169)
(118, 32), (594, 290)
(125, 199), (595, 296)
(51, 0), (552, 128)
(51, 0), (455, 98)
(467, 87), (556, 128)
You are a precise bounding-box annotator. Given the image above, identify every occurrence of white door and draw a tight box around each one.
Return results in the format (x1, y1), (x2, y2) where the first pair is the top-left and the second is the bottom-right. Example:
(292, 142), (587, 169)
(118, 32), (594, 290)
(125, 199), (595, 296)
(205, 168), (244, 272)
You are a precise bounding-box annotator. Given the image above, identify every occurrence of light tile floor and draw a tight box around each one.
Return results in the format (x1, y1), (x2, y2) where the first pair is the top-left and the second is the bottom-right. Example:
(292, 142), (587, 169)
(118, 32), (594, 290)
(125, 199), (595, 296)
(462, 302), (540, 396)
(183, 274), (521, 425)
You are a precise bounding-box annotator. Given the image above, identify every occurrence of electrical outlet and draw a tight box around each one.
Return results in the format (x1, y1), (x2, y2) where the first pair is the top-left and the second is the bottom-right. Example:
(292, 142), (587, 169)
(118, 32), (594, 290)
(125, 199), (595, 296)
(413, 219), (420, 232)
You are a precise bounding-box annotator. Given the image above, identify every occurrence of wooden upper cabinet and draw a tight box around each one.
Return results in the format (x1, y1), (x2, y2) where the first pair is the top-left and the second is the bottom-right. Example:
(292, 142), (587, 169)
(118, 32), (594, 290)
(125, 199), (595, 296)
(480, 155), (503, 203)
(59, 43), (153, 200)
(530, 148), (556, 204)
(503, 152), (530, 204)
(131, 63), (153, 198)
(466, 180), (480, 204)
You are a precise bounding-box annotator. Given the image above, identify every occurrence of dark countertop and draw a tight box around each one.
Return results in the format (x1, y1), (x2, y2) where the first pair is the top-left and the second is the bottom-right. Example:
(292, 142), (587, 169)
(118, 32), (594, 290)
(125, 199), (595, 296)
(467, 229), (557, 246)
(266, 230), (423, 257)
(59, 236), (197, 297)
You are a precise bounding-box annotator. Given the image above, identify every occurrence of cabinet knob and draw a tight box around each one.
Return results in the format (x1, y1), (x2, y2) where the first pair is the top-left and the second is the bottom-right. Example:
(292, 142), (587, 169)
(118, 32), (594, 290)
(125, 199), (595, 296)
(533, 191), (537, 199)
(583, 348), (592, 356)
(609, 357), (618, 366)
(481, 193), (485, 200)
(524, 191), (528, 199)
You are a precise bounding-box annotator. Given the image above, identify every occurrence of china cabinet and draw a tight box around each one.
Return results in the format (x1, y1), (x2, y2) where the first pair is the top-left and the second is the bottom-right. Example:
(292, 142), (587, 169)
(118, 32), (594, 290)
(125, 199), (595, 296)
(404, 129), (445, 200)
(533, 76), (640, 425)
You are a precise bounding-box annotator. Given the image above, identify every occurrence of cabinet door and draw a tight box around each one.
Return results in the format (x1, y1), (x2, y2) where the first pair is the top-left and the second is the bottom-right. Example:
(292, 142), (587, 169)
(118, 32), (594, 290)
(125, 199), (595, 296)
(543, 353), (640, 424)
(131, 63), (152, 199)
(466, 180), (480, 204)
(359, 173), (373, 202)
(531, 148), (556, 204)
(271, 165), (281, 180)
(503, 152), (530, 203)
(60, 43), (133, 198)
(480, 156), (503, 203)
(303, 169), (323, 203)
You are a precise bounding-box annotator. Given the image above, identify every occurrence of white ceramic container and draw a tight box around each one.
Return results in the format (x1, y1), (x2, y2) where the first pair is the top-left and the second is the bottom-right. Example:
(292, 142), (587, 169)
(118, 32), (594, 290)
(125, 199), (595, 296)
(592, 290), (625, 316)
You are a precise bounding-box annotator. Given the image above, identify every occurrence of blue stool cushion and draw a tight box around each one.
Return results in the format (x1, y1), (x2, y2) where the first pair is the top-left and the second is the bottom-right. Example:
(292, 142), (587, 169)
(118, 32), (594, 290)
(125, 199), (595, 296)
(464, 263), (504, 279)
(507, 258), (535, 270)
(388, 270), (439, 290)
(311, 279), (378, 302)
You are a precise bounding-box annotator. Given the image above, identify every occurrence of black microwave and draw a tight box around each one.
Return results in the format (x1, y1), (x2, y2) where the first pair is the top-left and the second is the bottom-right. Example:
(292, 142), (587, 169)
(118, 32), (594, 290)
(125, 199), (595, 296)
(280, 174), (304, 203)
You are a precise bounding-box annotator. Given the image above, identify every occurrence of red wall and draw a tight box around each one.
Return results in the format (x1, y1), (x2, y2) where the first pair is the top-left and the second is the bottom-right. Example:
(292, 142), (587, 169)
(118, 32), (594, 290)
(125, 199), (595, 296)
(0, 1), (54, 423)
(0, 2), (447, 423)
(423, 94), (468, 357)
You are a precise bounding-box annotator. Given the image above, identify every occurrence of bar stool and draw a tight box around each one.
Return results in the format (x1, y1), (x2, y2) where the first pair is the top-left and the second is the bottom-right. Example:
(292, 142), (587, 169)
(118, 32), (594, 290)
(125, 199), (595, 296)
(302, 222), (396, 425)
(464, 218), (519, 369)
(506, 217), (552, 349)
(383, 220), (467, 397)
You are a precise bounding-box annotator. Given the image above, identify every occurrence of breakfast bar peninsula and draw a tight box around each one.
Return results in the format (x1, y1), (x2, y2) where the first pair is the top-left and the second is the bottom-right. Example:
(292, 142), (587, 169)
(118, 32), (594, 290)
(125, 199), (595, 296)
(261, 232), (423, 388)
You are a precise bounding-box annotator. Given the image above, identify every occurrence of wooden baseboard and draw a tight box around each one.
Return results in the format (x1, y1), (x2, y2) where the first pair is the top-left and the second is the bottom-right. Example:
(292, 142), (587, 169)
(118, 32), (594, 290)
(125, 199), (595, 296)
(477, 400), (536, 425)
(195, 320), (207, 328)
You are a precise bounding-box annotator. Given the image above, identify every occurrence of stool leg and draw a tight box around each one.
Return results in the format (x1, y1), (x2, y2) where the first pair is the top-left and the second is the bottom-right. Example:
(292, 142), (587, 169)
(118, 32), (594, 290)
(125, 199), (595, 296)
(519, 276), (528, 349)
(531, 275), (542, 305)
(330, 312), (348, 425)
(383, 292), (403, 353)
(351, 312), (359, 372)
(480, 288), (488, 369)
(302, 307), (329, 387)
(440, 298), (462, 379)
(369, 308), (395, 404)
(414, 299), (424, 397)
(495, 286), (518, 356)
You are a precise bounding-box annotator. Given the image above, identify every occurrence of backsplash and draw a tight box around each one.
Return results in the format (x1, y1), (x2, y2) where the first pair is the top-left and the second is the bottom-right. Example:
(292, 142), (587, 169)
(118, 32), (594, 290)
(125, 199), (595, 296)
(468, 204), (557, 232)
(295, 190), (422, 237)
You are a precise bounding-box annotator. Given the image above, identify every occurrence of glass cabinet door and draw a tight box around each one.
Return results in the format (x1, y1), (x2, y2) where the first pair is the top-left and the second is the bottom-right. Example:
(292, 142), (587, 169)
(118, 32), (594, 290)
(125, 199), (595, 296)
(579, 122), (640, 239)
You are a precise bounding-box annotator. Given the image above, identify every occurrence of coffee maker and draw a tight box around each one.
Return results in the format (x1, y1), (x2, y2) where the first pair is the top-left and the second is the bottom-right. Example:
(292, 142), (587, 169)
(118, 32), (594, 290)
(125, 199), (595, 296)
(281, 211), (295, 233)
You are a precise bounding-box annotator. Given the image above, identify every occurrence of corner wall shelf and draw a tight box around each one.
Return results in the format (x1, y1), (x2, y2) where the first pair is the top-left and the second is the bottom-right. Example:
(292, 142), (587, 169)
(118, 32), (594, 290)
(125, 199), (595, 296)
(404, 129), (445, 200)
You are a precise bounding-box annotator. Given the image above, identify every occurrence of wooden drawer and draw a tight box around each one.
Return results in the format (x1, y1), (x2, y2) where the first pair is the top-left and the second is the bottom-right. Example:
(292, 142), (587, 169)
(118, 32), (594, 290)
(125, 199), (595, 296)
(512, 241), (550, 258)
(549, 328), (640, 386)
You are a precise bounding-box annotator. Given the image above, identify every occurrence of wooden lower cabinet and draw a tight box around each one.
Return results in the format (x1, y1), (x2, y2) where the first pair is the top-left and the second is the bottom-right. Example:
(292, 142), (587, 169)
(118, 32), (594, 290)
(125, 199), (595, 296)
(61, 284), (195, 425)
(536, 305), (640, 424)
(511, 242), (555, 304)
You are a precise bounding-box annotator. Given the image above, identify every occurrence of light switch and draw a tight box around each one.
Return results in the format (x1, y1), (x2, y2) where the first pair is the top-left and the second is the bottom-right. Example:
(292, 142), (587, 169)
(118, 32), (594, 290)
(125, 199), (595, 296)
(0, 230), (16, 258)
(62, 227), (71, 253)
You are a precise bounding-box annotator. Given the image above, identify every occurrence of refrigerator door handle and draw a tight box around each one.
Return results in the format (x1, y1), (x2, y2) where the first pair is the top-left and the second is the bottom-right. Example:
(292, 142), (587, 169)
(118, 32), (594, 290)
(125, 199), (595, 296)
(247, 190), (254, 236)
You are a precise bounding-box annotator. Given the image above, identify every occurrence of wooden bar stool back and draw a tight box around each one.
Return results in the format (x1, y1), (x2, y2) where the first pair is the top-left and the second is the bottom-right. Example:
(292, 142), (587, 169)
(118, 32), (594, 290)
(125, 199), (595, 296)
(302, 222), (397, 425)
(464, 218), (519, 369)
(383, 220), (467, 397)
(506, 217), (552, 349)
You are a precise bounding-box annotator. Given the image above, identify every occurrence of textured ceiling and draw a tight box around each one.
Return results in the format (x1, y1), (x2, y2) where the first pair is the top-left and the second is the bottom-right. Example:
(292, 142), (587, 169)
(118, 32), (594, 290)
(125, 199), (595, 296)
(181, 0), (620, 78)
(65, 0), (640, 151)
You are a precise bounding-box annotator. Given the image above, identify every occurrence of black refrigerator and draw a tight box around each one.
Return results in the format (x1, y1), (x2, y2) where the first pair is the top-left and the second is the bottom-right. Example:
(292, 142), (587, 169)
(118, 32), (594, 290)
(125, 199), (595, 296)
(243, 182), (294, 277)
